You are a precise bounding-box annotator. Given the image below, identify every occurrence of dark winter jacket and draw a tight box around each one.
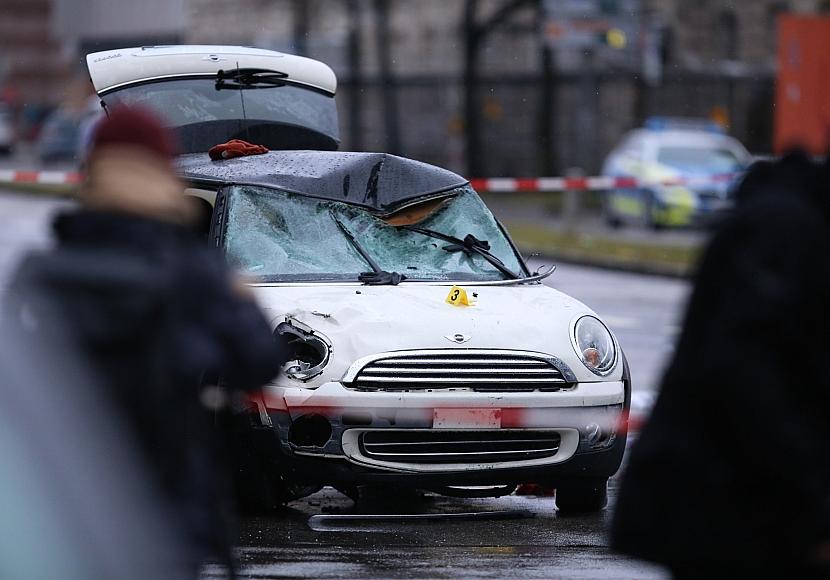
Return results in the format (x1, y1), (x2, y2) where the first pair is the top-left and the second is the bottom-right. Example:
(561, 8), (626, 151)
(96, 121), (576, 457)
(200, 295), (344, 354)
(7, 209), (285, 565)
(610, 153), (830, 576)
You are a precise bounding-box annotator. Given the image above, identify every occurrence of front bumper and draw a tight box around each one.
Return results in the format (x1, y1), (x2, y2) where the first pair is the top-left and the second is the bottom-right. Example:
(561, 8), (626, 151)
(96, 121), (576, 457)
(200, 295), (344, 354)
(251, 380), (628, 487)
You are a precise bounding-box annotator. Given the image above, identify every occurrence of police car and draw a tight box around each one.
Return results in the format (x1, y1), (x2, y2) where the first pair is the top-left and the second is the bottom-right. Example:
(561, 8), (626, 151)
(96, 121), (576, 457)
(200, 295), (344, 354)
(602, 117), (752, 229)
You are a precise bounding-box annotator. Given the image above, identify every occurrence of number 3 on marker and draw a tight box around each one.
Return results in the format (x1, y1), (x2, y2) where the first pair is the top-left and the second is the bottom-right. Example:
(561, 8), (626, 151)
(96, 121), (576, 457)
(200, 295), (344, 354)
(446, 285), (471, 306)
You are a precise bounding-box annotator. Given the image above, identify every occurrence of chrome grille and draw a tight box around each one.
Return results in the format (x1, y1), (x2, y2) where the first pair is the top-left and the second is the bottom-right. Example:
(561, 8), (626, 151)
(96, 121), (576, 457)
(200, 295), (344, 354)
(345, 350), (574, 392)
(359, 429), (562, 464)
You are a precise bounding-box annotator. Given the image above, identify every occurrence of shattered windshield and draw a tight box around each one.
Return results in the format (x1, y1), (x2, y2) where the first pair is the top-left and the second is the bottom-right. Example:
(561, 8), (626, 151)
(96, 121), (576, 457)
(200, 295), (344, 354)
(223, 185), (525, 282)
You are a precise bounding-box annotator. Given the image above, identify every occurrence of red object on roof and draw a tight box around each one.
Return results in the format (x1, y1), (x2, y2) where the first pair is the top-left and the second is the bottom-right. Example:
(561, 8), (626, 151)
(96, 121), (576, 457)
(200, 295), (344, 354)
(208, 139), (269, 161)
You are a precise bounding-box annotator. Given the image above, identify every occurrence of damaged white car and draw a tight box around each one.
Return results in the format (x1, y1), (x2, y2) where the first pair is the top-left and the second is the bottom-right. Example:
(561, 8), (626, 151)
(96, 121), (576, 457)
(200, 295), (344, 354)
(87, 45), (630, 513)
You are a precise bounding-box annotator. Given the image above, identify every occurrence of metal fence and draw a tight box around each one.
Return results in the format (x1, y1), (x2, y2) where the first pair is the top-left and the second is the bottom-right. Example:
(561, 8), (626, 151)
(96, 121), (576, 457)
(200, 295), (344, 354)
(336, 71), (775, 177)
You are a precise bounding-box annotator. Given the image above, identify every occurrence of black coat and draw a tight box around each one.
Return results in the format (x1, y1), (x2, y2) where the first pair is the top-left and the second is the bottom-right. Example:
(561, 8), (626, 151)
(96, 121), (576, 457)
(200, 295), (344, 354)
(7, 209), (285, 565)
(611, 154), (830, 575)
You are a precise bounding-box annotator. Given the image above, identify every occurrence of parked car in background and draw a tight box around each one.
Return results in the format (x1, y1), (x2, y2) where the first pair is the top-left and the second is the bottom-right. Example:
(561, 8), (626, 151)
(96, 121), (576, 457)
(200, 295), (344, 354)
(35, 95), (103, 164)
(602, 117), (752, 229)
(87, 45), (631, 514)
(36, 108), (81, 163)
(0, 103), (14, 155)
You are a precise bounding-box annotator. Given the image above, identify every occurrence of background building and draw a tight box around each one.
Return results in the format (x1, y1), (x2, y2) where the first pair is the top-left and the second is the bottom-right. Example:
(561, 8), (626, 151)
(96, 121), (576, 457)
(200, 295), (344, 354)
(185, 0), (830, 174)
(0, 0), (68, 136)
(2, 0), (829, 174)
(52, 0), (186, 55)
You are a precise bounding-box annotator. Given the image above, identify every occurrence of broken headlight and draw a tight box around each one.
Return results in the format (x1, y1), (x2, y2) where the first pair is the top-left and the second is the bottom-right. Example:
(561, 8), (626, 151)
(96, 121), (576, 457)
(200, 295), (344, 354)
(276, 319), (331, 382)
(572, 315), (616, 376)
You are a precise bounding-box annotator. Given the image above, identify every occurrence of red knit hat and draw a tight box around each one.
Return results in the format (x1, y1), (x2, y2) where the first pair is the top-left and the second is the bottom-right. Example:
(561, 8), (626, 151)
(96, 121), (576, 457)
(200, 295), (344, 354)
(90, 106), (178, 161)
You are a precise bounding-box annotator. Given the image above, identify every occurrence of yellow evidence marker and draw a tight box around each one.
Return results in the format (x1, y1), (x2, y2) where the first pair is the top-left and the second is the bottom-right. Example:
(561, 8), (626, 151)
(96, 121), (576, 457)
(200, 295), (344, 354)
(446, 285), (474, 306)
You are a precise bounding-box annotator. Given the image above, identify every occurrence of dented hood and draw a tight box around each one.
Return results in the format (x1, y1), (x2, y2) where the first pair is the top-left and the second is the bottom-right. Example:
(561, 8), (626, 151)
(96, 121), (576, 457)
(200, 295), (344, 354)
(252, 282), (620, 385)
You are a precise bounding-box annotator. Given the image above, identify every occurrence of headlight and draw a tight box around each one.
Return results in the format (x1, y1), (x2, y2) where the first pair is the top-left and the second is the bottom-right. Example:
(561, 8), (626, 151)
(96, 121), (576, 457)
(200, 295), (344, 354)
(572, 315), (616, 375)
(276, 320), (331, 381)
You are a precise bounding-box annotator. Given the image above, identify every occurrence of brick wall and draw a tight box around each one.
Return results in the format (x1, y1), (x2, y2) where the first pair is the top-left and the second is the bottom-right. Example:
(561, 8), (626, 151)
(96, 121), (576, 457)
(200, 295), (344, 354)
(0, 0), (69, 105)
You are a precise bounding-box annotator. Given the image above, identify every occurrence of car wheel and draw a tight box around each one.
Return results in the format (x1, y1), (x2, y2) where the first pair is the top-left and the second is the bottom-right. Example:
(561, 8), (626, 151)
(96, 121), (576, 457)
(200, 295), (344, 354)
(236, 463), (321, 513)
(606, 215), (623, 229)
(555, 479), (608, 514)
(230, 414), (320, 512)
(603, 193), (624, 229)
(235, 460), (281, 513)
(640, 190), (664, 231)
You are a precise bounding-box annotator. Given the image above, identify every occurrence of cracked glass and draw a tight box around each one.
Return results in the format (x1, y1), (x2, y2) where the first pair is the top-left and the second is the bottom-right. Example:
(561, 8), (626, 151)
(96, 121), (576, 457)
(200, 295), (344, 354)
(223, 184), (524, 282)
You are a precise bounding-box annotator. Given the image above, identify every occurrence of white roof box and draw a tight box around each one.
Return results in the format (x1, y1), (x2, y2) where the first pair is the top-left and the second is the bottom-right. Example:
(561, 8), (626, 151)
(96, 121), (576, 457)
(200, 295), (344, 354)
(86, 45), (337, 95)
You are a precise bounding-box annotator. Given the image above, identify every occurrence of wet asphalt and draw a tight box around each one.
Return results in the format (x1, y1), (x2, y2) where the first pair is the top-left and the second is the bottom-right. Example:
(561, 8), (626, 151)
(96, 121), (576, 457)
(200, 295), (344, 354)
(0, 190), (688, 579)
(202, 484), (669, 579)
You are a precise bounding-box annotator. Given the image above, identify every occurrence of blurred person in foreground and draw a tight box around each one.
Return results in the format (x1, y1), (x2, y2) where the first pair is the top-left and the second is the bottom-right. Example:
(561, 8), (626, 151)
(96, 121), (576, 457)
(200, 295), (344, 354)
(6, 106), (284, 576)
(610, 152), (830, 579)
(0, 301), (189, 580)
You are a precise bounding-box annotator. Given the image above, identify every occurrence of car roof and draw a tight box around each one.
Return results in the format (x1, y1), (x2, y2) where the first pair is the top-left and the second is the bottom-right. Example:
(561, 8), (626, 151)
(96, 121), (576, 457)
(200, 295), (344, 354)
(178, 150), (469, 215)
(622, 128), (747, 152)
(649, 130), (735, 145)
(86, 45), (337, 95)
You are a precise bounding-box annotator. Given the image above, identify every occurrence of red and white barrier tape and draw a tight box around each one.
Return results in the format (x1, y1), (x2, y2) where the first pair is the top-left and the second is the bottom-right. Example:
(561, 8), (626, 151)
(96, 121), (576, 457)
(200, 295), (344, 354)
(470, 173), (737, 192)
(0, 170), (82, 185)
(0, 169), (737, 191)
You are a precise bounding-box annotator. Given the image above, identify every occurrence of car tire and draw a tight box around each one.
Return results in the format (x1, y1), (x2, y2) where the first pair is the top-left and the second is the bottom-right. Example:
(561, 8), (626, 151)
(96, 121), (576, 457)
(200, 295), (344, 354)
(641, 190), (663, 231)
(230, 414), (321, 512)
(231, 426), (282, 513)
(602, 191), (624, 229)
(236, 462), (321, 513)
(555, 479), (608, 514)
(235, 461), (281, 513)
(606, 214), (623, 229)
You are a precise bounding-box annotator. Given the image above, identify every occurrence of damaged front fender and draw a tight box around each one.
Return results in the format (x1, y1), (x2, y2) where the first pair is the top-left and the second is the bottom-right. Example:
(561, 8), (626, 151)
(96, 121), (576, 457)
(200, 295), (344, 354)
(275, 318), (332, 382)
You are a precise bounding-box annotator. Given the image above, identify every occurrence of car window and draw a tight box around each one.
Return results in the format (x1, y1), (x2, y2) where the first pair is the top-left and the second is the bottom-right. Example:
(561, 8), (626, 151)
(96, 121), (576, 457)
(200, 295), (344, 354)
(103, 79), (339, 152)
(223, 185), (524, 282)
(620, 140), (643, 160)
(613, 133), (645, 160)
(656, 146), (744, 173)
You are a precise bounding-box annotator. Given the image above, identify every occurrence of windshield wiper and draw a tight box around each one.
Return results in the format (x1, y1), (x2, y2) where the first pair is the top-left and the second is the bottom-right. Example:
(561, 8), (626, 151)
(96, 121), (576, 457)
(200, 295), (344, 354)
(329, 211), (406, 285)
(401, 226), (520, 280)
(215, 68), (289, 90)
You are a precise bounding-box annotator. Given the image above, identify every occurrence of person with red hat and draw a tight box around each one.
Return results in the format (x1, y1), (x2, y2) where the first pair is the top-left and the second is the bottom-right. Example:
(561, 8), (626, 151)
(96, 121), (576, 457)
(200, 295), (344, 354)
(79, 105), (194, 222)
(6, 106), (286, 577)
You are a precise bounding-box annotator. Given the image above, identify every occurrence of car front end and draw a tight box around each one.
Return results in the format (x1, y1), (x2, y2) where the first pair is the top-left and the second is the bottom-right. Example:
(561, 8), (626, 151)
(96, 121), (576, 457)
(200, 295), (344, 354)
(242, 282), (629, 498)
(184, 155), (633, 510)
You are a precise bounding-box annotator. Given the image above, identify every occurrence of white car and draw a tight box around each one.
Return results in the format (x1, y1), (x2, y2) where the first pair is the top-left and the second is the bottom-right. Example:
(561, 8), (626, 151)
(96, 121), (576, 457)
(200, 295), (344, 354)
(87, 46), (630, 513)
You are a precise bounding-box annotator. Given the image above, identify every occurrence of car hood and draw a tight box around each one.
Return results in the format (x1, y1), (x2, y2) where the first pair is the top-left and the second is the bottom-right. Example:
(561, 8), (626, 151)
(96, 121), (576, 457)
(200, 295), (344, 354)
(252, 282), (621, 386)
